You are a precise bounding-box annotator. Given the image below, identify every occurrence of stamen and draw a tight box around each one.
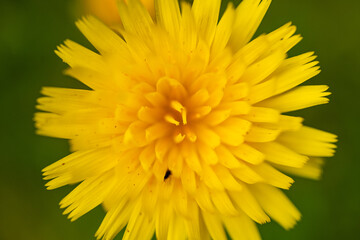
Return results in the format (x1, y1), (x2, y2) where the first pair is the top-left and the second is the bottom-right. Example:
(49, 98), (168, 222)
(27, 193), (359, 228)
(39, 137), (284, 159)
(174, 133), (186, 143)
(170, 100), (187, 125)
(184, 126), (197, 142)
(170, 100), (185, 113)
(165, 114), (180, 126)
(182, 108), (187, 125)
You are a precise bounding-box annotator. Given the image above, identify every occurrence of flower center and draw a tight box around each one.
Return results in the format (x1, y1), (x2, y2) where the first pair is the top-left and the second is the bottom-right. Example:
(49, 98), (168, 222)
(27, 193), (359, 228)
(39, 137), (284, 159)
(164, 100), (197, 144)
(165, 100), (187, 127)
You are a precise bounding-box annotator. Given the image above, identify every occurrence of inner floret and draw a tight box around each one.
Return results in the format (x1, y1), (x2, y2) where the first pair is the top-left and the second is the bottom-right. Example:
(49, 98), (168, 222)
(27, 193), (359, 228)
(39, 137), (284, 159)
(164, 100), (194, 143)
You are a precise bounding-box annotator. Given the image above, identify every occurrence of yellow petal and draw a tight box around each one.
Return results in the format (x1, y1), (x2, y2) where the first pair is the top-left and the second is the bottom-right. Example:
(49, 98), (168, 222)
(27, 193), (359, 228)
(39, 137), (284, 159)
(206, 89), (224, 107)
(193, 125), (221, 148)
(215, 118), (252, 146)
(115, 105), (136, 122)
(229, 186), (270, 224)
(252, 163), (294, 189)
(222, 212), (261, 240)
(213, 164), (243, 191)
(97, 118), (125, 135)
(184, 202), (202, 240)
(231, 165), (263, 184)
(203, 109), (231, 126)
(229, 0), (271, 51)
(211, 2), (235, 58)
(155, 200), (173, 240)
(219, 101), (251, 116)
(195, 182), (216, 213)
(192, 0), (221, 46)
(43, 147), (116, 189)
(248, 53), (321, 104)
(182, 142), (202, 173)
(215, 145), (241, 169)
(179, 2), (197, 54)
(211, 190), (238, 216)
(202, 165), (224, 190)
(145, 122), (171, 142)
(243, 107), (280, 123)
(259, 85), (331, 112)
(139, 144), (156, 171)
(123, 200), (153, 240)
(198, 141), (219, 165)
(60, 171), (114, 221)
(275, 115), (304, 131)
(173, 182), (191, 217)
(227, 35), (269, 83)
(137, 106), (163, 123)
(168, 147), (183, 177)
(252, 142), (309, 168)
(245, 125), (280, 142)
(223, 82), (249, 102)
(154, 137), (171, 162)
(278, 126), (337, 157)
(251, 183), (301, 230)
(129, 213), (154, 240)
(241, 50), (286, 85)
(75, 16), (130, 56)
(96, 198), (132, 240)
(156, 0), (181, 38)
(141, 177), (159, 216)
(159, 177), (176, 201)
(118, 0), (154, 38)
(156, 77), (187, 99)
(181, 164), (197, 194)
(228, 143), (265, 165)
(124, 121), (148, 146)
(188, 89), (210, 107)
(35, 112), (100, 139)
(145, 92), (167, 107)
(70, 132), (114, 152)
(167, 214), (187, 240)
(152, 160), (168, 181)
(265, 22), (301, 53)
(275, 157), (325, 180)
(64, 66), (111, 90)
(202, 211), (227, 240)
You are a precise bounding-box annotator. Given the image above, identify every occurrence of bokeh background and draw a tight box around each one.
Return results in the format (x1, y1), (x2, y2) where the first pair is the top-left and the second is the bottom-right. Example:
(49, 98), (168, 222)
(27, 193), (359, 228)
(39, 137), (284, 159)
(0, 0), (359, 239)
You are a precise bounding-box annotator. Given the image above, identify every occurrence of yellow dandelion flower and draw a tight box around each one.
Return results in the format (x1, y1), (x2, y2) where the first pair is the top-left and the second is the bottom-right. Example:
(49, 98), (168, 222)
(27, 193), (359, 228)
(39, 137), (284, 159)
(35, 0), (337, 239)
(83, 0), (155, 26)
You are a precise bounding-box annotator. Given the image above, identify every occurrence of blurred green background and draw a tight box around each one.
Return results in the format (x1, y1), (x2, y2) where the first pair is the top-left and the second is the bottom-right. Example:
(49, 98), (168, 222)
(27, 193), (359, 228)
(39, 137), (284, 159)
(0, 0), (359, 239)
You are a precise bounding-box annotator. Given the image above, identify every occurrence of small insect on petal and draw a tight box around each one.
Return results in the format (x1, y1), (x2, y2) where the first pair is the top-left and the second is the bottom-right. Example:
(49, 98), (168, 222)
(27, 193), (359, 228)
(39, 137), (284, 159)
(164, 169), (172, 181)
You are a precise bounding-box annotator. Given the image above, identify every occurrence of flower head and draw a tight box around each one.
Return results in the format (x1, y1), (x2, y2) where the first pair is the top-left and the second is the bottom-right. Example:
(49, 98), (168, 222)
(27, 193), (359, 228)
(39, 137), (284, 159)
(35, 0), (337, 239)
